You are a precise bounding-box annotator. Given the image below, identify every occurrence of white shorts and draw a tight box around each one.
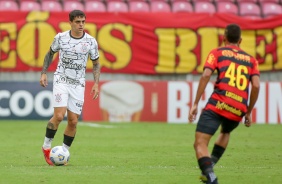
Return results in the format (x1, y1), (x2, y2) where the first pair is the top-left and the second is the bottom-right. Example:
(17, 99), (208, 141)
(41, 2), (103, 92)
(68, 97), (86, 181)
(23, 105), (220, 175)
(52, 84), (85, 115)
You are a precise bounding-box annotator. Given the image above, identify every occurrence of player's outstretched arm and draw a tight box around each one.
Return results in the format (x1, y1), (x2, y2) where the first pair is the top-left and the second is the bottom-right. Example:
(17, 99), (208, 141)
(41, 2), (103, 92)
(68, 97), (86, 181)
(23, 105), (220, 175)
(245, 75), (260, 127)
(40, 49), (55, 87)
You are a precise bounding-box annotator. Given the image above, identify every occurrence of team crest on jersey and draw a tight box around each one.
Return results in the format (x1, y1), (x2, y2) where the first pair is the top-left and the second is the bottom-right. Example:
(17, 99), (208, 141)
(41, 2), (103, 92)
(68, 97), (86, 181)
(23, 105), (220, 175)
(207, 53), (215, 65)
(55, 94), (62, 102)
(81, 43), (88, 52)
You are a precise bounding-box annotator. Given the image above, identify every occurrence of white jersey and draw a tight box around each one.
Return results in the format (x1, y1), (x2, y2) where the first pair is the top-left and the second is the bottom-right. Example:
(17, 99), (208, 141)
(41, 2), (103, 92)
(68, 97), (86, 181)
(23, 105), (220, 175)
(51, 31), (99, 88)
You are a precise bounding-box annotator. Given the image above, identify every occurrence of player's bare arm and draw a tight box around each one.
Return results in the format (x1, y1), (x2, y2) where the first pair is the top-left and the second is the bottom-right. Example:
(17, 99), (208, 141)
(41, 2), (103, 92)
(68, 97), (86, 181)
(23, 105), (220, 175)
(40, 49), (55, 87)
(91, 58), (101, 99)
(245, 75), (260, 127)
(189, 68), (212, 122)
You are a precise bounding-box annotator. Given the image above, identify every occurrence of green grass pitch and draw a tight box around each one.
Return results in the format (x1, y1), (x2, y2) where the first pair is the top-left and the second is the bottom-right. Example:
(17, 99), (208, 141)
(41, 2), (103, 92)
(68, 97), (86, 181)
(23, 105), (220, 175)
(0, 120), (281, 184)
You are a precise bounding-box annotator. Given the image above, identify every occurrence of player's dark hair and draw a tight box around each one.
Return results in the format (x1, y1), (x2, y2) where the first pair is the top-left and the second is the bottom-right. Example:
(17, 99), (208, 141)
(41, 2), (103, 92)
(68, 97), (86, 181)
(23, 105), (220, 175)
(69, 10), (86, 22)
(225, 24), (241, 43)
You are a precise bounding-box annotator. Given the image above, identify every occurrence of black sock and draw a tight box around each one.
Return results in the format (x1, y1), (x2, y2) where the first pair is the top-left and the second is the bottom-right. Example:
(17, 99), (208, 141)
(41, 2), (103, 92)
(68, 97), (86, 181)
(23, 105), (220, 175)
(63, 134), (75, 147)
(211, 144), (225, 165)
(45, 128), (57, 138)
(198, 157), (217, 182)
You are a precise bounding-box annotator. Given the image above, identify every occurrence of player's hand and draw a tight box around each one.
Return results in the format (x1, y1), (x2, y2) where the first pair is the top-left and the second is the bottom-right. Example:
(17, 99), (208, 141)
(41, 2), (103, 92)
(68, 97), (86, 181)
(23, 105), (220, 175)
(244, 113), (252, 127)
(90, 83), (99, 100)
(40, 73), (48, 87)
(189, 104), (198, 122)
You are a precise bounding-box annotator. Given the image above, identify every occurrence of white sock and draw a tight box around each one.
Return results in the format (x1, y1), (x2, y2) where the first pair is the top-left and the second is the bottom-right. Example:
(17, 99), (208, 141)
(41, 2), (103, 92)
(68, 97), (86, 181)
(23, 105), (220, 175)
(62, 143), (70, 150)
(43, 137), (53, 149)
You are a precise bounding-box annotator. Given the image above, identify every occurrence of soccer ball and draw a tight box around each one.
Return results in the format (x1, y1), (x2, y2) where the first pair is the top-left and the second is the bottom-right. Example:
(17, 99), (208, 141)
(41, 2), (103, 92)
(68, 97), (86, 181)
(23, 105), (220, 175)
(49, 146), (70, 166)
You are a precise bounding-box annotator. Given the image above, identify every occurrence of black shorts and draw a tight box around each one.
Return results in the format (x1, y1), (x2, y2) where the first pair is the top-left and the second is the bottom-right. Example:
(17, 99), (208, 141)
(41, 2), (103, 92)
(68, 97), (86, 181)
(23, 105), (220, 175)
(196, 109), (240, 135)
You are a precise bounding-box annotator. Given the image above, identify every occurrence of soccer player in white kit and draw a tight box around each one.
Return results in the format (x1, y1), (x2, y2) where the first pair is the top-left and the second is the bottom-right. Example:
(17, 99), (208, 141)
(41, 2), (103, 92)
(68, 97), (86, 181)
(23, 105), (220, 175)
(39, 10), (100, 165)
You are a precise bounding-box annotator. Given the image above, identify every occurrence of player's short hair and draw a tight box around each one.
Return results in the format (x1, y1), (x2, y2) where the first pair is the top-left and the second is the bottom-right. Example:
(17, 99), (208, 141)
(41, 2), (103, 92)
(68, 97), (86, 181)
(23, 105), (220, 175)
(69, 10), (86, 22)
(225, 24), (241, 43)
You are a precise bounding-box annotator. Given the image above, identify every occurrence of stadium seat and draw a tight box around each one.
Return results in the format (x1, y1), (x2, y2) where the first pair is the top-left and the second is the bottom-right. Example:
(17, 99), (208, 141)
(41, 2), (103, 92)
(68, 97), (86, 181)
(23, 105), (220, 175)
(258, 0), (280, 3)
(18, 0), (39, 2)
(85, 1), (106, 12)
(194, 1), (216, 14)
(238, 2), (261, 19)
(261, 2), (282, 17)
(170, 0), (192, 2)
(149, 0), (170, 2)
(63, 1), (84, 11)
(236, 0), (258, 3)
(0, 1), (18, 11)
(214, 0), (236, 2)
(20, 1), (41, 11)
(216, 2), (238, 15)
(41, 1), (63, 12)
(106, 0), (125, 2)
(190, 0), (213, 2)
(128, 1), (150, 12)
(171, 1), (193, 12)
(63, 0), (82, 1)
(107, 1), (128, 12)
(150, 1), (171, 12)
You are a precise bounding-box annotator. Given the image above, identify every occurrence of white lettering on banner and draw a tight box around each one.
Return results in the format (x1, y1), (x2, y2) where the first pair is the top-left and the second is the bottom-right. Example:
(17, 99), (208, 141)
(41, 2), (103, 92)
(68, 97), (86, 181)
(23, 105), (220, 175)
(0, 89), (53, 117)
(34, 91), (53, 117)
(192, 82), (213, 122)
(253, 83), (266, 124)
(10, 90), (33, 116)
(268, 82), (282, 124)
(0, 90), (11, 116)
(167, 82), (190, 123)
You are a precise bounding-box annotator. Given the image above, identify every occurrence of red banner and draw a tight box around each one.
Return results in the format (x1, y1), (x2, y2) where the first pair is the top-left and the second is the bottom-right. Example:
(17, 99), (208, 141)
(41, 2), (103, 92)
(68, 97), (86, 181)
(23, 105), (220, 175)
(1, 12), (282, 74)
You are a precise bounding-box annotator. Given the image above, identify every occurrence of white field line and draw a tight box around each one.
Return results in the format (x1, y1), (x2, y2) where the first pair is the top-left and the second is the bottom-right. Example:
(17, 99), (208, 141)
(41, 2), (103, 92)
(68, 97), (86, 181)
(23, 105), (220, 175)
(78, 122), (116, 128)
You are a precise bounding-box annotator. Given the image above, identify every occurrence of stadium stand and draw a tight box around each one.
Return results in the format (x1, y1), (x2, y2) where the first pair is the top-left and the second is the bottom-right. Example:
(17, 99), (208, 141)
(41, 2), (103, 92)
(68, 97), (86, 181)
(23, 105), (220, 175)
(85, 1), (106, 12)
(0, 0), (281, 18)
(41, 1), (63, 12)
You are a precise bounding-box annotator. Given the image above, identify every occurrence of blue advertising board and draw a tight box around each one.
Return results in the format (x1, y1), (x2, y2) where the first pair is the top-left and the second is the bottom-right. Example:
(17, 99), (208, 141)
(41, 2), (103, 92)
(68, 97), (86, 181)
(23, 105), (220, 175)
(0, 82), (54, 120)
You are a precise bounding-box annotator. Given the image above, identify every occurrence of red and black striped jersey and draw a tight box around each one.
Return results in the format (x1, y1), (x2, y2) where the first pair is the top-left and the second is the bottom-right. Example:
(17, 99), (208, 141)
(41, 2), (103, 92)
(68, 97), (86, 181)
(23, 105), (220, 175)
(204, 45), (260, 122)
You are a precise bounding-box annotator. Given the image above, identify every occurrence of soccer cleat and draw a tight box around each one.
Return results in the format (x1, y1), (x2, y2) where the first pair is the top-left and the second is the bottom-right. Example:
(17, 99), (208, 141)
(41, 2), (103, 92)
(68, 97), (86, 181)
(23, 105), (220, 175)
(42, 147), (54, 166)
(199, 174), (208, 183)
(199, 174), (218, 184)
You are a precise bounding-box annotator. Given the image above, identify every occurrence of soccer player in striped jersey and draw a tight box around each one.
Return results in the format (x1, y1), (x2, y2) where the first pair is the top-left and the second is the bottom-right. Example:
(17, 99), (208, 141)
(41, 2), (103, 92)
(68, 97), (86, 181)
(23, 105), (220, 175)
(189, 24), (260, 184)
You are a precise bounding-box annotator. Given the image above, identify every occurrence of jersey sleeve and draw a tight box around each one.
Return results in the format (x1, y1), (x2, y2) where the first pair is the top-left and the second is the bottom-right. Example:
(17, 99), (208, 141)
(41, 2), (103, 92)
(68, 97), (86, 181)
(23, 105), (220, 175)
(250, 59), (260, 77)
(89, 38), (99, 61)
(50, 33), (60, 53)
(204, 49), (218, 72)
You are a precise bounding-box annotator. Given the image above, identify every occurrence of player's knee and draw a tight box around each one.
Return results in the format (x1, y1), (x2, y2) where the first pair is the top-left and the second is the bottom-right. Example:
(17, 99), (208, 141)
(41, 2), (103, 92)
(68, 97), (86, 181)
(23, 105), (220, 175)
(193, 140), (202, 151)
(194, 138), (208, 151)
(67, 119), (78, 128)
(53, 113), (64, 122)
